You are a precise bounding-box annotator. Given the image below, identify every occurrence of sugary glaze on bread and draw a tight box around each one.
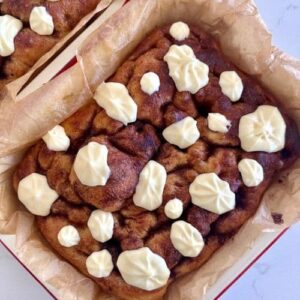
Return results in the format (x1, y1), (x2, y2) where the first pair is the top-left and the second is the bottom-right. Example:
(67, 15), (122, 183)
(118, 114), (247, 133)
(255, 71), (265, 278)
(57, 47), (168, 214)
(13, 24), (300, 299)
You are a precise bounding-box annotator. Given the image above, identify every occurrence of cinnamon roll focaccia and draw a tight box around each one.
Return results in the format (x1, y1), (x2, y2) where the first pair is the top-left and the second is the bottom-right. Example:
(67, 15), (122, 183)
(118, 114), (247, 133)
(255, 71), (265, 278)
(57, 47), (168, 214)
(0, 0), (101, 89)
(13, 22), (300, 300)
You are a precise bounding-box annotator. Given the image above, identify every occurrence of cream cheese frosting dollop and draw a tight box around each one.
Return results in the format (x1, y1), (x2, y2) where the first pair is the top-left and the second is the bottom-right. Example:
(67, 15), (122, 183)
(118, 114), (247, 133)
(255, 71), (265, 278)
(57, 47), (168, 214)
(73, 142), (110, 187)
(189, 173), (235, 214)
(94, 82), (137, 125)
(87, 209), (114, 243)
(42, 125), (70, 151)
(162, 116), (200, 149)
(219, 71), (243, 102)
(30, 6), (54, 35)
(86, 250), (114, 278)
(169, 21), (190, 41)
(164, 44), (209, 94)
(164, 198), (183, 219)
(17, 173), (58, 216)
(238, 158), (264, 187)
(58, 225), (80, 247)
(0, 15), (23, 57)
(116, 247), (170, 291)
(133, 160), (167, 211)
(170, 220), (204, 257)
(207, 113), (231, 133)
(238, 105), (286, 153)
(140, 72), (160, 95)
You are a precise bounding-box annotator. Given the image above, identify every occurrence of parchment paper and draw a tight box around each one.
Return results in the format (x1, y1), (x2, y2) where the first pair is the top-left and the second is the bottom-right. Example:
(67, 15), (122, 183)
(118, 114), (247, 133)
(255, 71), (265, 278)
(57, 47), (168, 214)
(1, 0), (300, 299)
(1, 0), (112, 101)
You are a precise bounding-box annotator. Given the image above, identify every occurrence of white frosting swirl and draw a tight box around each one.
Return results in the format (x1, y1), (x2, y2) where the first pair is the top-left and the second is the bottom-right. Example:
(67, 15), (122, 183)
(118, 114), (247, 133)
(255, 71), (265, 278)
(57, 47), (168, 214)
(189, 173), (235, 214)
(238, 158), (264, 187)
(162, 116), (200, 149)
(140, 72), (160, 95)
(116, 247), (170, 291)
(219, 71), (243, 102)
(238, 105), (286, 153)
(42, 125), (70, 151)
(170, 220), (204, 257)
(58, 225), (80, 247)
(207, 113), (231, 133)
(94, 82), (137, 125)
(164, 44), (209, 94)
(17, 173), (58, 216)
(164, 198), (183, 219)
(29, 6), (54, 36)
(73, 142), (110, 187)
(169, 21), (190, 41)
(0, 15), (23, 57)
(86, 250), (114, 278)
(87, 209), (114, 243)
(133, 160), (167, 211)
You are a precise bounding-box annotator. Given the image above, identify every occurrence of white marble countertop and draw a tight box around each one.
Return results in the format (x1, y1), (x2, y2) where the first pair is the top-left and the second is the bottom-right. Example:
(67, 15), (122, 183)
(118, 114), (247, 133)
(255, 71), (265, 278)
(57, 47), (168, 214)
(1, 0), (300, 299)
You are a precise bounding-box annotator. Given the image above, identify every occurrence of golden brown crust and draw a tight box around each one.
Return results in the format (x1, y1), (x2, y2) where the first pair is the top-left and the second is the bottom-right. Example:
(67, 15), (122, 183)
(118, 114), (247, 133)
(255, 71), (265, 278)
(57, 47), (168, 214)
(126, 48), (175, 127)
(0, 0), (100, 85)
(45, 0), (100, 35)
(1, 0), (43, 22)
(3, 29), (58, 80)
(13, 24), (300, 300)
(62, 102), (100, 145)
(36, 215), (170, 300)
(69, 127), (160, 212)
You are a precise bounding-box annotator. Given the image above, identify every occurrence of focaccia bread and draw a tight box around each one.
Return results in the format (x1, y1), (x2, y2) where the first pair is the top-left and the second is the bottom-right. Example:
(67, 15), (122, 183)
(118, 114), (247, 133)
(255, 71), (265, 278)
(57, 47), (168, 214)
(0, 0), (101, 89)
(13, 22), (300, 300)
